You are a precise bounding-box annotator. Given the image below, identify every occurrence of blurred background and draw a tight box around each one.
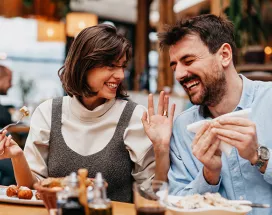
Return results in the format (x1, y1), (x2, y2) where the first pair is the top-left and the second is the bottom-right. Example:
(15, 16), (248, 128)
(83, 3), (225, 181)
(1, 0), (272, 122)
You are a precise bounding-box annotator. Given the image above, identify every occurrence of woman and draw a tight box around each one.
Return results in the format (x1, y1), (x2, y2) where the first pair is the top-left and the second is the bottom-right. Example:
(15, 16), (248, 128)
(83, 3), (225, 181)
(0, 24), (174, 202)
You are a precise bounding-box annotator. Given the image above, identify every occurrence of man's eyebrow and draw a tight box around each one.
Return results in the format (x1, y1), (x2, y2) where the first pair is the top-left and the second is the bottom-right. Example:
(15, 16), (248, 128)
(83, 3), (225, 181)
(170, 61), (176, 67)
(180, 54), (195, 61)
(170, 54), (195, 67)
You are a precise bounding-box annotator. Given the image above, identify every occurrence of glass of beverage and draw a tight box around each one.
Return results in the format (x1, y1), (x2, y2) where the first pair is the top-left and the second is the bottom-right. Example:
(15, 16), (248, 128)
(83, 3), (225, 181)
(133, 180), (168, 215)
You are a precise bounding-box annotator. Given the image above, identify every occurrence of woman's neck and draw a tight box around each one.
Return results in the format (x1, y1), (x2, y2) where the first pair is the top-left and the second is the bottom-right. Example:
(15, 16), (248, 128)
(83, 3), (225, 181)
(79, 96), (107, 110)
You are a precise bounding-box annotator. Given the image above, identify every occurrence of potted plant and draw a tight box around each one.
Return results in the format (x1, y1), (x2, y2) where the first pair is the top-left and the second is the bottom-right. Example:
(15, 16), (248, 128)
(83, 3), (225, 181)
(225, 0), (268, 64)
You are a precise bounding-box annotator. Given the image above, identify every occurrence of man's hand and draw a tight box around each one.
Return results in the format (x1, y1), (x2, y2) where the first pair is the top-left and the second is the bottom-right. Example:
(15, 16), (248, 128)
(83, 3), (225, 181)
(142, 91), (175, 153)
(192, 123), (222, 185)
(212, 117), (258, 164)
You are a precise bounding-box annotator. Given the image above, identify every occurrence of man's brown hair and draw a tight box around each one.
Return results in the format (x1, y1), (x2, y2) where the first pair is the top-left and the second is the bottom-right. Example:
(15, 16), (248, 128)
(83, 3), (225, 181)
(158, 14), (236, 63)
(59, 24), (132, 98)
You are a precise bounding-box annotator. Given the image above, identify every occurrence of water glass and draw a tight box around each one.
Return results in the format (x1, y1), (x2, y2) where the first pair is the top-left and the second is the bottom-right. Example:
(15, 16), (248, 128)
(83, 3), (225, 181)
(133, 180), (168, 215)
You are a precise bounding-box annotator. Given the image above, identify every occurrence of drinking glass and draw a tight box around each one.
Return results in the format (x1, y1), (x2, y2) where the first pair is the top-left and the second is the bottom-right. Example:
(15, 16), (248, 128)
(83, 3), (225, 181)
(133, 180), (168, 215)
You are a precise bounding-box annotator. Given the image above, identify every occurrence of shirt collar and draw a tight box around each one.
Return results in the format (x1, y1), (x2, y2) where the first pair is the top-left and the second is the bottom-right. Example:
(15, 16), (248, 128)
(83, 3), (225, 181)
(199, 74), (255, 118)
(70, 96), (116, 121)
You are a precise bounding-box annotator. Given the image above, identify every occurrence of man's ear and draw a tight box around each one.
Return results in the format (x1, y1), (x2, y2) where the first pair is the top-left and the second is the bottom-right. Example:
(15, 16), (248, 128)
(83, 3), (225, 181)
(218, 43), (232, 67)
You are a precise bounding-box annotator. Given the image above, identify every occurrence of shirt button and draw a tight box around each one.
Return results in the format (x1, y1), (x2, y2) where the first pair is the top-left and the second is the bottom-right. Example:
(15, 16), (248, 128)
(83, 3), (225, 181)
(239, 196), (244, 200)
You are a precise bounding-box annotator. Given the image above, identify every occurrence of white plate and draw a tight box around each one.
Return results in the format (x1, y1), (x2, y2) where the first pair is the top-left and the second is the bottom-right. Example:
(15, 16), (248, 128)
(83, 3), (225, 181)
(165, 195), (252, 215)
(0, 187), (44, 206)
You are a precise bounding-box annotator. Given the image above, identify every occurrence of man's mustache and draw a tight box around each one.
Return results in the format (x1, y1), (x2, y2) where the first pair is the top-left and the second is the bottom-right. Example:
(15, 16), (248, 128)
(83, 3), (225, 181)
(179, 75), (199, 85)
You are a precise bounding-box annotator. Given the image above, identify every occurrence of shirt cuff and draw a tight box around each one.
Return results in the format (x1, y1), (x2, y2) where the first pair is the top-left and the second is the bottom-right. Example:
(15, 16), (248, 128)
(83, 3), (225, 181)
(263, 148), (272, 184)
(191, 167), (222, 194)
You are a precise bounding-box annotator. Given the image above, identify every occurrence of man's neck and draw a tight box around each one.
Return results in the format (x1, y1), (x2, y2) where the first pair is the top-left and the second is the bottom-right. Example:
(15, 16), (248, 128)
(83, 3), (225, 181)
(208, 73), (243, 118)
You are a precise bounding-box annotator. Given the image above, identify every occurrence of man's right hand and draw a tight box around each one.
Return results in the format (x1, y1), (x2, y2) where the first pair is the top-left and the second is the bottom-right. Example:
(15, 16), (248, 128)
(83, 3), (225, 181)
(0, 129), (23, 159)
(192, 122), (222, 185)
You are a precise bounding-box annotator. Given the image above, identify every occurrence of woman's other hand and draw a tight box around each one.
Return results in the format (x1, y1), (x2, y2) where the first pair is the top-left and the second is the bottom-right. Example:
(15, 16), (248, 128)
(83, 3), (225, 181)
(142, 91), (175, 153)
(0, 130), (23, 159)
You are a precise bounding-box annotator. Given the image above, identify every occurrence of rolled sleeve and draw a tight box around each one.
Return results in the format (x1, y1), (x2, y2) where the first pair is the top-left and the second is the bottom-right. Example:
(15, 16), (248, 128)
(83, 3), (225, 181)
(191, 168), (222, 194)
(124, 105), (155, 187)
(24, 99), (52, 179)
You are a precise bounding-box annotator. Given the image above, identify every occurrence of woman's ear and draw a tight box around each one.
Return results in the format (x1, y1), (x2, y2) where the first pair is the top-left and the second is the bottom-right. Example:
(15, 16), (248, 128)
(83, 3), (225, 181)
(219, 43), (232, 67)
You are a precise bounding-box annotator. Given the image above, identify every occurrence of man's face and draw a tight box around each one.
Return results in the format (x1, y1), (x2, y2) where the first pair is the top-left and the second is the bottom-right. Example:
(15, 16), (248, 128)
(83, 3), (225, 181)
(169, 34), (227, 107)
(0, 70), (12, 95)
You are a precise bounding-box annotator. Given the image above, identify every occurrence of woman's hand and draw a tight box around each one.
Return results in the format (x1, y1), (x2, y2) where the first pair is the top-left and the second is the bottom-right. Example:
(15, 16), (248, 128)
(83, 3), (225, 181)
(142, 91), (175, 153)
(0, 130), (23, 159)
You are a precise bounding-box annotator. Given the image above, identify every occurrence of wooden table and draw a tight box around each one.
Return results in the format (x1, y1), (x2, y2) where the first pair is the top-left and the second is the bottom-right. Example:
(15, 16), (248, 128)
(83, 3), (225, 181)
(7, 125), (30, 133)
(0, 201), (136, 215)
(236, 64), (272, 81)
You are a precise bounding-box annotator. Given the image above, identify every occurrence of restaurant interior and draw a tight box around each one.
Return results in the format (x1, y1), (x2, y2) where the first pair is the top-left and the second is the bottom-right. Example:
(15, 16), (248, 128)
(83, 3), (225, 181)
(0, 0), (272, 214)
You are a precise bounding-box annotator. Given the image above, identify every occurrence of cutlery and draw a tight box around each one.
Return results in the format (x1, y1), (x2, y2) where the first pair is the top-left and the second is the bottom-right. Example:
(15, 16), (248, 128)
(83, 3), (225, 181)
(228, 200), (270, 208)
(138, 186), (159, 201)
(0, 106), (29, 134)
(0, 114), (25, 134)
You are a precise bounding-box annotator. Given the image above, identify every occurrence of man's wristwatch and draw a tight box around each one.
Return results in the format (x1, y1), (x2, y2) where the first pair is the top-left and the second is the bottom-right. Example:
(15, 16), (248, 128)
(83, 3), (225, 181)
(255, 146), (270, 169)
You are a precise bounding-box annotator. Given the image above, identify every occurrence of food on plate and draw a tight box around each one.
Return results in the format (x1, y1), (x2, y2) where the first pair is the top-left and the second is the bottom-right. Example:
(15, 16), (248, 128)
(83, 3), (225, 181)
(41, 177), (64, 188)
(6, 185), (34, 200)
(17, 186), (33, 200)
(40, 176), (94, 189)
(35, 191), (41, 200)
(19, 106), (30, 117)
(175, 193), (243, 210)
(6, 185), (19, 197)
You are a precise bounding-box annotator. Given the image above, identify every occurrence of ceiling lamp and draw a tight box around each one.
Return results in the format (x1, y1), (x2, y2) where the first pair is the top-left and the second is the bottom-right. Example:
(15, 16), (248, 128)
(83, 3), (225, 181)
(66, 12), (98, 37)
(37, 20), (66, 42)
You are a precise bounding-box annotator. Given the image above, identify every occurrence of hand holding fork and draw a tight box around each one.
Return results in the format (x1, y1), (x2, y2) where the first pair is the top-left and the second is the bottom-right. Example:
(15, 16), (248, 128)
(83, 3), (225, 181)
(0, 106), (29, 155)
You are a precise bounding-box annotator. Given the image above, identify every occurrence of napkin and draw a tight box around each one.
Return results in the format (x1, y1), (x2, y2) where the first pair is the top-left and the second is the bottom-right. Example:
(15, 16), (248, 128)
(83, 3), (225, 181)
(187, 108), (252, 156)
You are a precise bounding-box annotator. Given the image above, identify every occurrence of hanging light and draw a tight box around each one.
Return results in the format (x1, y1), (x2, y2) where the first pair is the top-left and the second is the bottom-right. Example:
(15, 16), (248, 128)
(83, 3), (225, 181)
(37, 20), (66, 42)
(66, 12), (98, 37)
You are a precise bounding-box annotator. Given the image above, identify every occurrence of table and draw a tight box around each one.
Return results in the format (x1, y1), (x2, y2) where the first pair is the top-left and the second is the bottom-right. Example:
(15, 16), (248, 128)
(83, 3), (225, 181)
(0, 201), (136, 215)
(7, 125), (30, 133)
(236, 64), (272, 81)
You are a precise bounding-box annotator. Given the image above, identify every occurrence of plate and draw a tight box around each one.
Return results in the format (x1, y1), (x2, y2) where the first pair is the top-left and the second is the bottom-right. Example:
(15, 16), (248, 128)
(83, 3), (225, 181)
(165, 195), (252, 215)
(0, 187), (44, 206)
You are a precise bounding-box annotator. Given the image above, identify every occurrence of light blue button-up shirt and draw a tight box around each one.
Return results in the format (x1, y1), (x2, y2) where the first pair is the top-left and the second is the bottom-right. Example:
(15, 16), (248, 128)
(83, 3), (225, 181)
(168, 75), (272, 215)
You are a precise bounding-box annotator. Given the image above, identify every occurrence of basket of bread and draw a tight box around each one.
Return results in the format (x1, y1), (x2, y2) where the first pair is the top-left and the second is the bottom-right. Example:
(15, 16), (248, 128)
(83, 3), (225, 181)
(34, 169), (94, 211)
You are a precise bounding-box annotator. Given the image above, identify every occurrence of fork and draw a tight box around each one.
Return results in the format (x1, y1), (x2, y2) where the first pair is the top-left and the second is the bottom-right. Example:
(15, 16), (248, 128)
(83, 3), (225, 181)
(0, 114), (25, 134)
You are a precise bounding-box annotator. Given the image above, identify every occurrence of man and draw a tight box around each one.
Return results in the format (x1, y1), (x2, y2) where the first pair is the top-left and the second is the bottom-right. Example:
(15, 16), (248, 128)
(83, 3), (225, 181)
(0, 65), (12, 128)
(0, 65), (15, 186)
(142, 14), (272, 215)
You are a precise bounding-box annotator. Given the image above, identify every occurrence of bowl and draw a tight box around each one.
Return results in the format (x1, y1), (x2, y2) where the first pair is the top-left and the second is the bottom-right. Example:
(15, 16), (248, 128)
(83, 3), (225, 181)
(166, 195), (252, 215)
(33, 181), (62, 210)
(34, 177), (96, 211)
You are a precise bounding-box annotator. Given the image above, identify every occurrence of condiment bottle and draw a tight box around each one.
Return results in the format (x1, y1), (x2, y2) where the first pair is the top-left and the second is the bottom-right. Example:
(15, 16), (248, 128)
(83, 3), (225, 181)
(88, 172), (112, 215)
(60, 172), (85, 215)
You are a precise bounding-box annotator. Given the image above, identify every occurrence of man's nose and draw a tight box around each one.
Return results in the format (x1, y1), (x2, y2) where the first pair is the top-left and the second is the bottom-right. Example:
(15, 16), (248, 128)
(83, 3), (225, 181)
(175, 62), (188, 81)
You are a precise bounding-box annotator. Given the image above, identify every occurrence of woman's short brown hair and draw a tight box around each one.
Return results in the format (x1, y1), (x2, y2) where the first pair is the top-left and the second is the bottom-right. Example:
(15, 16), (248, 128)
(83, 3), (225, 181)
(59, 24), (132, 98)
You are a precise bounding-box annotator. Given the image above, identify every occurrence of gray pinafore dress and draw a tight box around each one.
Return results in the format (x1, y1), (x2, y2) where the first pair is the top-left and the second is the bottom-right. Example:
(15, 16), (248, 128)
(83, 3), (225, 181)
(47, 97), (137, 202)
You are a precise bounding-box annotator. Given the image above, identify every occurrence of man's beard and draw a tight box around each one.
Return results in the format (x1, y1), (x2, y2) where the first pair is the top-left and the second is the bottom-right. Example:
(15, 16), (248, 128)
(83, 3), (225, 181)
(182, 65), (227, 107)
(0, 89), (7, 95)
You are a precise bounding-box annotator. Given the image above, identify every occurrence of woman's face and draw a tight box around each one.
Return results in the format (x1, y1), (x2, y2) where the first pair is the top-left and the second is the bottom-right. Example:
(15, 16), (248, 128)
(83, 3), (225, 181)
(86, 55), (127, 103)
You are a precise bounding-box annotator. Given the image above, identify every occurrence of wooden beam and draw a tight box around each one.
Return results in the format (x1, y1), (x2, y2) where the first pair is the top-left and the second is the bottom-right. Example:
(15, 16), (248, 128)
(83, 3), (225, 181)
(0, 0), (23, 17)
(157, 0), (175, 92)
(210, 0), (230, 16)
(134, 0), (152, 91)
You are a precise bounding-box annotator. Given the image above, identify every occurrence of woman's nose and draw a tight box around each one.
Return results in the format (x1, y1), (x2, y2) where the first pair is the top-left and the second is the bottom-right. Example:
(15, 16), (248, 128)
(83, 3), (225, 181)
(114, 67), (125, 80)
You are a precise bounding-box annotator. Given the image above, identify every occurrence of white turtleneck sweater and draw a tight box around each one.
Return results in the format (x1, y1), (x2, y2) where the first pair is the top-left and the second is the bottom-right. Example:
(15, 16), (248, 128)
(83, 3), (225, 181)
(24, 96), (155, 185)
